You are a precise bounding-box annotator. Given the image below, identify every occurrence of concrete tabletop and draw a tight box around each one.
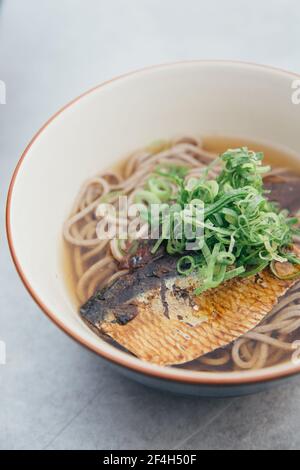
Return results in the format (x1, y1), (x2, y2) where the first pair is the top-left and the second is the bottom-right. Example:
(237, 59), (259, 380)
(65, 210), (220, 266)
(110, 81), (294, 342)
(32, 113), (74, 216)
(1, 0), (300, 450)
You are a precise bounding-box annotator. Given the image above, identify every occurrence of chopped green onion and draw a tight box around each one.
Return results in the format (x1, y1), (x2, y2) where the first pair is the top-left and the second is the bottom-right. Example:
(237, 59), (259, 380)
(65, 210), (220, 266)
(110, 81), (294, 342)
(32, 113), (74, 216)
(270, 260), (300, 280)
(134, 190), (161, 205)
(139, 149), (300, 295)
(147, 177), (172, 202)
(177, 256), (196, 275)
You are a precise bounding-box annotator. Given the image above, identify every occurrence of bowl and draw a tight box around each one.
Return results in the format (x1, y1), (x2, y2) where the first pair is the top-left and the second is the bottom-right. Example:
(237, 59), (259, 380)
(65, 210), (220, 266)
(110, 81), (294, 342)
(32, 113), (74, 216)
(7, 61), (300, 396)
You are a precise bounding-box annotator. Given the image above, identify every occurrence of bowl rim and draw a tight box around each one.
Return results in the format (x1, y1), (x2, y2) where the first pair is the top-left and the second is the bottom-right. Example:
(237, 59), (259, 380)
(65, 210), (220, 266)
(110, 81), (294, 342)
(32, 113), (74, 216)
(6, 59), (300, 387)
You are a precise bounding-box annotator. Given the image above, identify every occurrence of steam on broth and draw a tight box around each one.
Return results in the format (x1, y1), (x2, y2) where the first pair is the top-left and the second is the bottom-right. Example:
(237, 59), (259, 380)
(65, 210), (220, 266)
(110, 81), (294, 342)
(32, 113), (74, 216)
(63, 136), (300, 371)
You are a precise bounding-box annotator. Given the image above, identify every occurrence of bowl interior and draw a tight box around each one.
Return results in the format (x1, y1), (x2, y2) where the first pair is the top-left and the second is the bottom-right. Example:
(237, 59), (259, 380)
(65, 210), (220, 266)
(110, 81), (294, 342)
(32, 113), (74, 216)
(8, 61), (300, 384)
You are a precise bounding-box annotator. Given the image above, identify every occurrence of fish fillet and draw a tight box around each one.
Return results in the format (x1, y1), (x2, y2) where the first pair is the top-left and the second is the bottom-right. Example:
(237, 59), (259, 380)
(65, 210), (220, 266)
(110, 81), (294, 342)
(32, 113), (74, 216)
(80, 255), (298, 366)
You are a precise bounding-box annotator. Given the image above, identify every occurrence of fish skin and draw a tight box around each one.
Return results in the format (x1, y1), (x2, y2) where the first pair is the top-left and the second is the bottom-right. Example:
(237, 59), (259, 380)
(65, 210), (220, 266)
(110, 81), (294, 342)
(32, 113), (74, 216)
(80, 255), (176, 326)
(80, 255), (296, 366)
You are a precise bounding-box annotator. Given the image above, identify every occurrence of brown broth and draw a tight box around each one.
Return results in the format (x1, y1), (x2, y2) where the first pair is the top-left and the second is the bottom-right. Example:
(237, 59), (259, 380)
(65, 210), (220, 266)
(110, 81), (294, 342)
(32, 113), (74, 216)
(203, 135), (300, 174)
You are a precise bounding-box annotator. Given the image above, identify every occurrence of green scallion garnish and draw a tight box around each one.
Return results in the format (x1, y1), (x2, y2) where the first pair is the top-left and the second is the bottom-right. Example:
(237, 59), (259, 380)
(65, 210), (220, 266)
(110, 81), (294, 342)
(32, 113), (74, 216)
(134, 148), (300, 294)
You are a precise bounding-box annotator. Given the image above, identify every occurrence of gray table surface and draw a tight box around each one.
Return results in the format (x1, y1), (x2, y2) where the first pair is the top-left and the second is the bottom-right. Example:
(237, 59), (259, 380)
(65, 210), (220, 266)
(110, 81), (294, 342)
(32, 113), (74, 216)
(1, 0), (300, 451)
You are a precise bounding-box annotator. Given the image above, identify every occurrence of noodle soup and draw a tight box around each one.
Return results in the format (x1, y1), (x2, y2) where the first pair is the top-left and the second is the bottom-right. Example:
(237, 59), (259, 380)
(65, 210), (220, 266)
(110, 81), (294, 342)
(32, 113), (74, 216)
(63, 136), (300, 372)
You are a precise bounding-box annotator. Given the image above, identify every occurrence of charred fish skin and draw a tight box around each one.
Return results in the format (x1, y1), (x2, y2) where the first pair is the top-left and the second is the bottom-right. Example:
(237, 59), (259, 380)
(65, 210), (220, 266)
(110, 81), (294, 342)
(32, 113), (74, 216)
(80, 255), (179, 326)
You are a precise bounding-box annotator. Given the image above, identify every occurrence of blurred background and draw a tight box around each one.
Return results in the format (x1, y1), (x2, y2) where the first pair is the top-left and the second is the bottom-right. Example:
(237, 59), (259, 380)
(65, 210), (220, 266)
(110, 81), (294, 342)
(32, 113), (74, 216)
(1, 0), (300, 450)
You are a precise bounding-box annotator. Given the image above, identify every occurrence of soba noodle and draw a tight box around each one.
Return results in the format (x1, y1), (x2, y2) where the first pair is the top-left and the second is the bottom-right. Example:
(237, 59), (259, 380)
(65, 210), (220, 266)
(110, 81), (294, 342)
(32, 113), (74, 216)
(63, 136), (300, 372)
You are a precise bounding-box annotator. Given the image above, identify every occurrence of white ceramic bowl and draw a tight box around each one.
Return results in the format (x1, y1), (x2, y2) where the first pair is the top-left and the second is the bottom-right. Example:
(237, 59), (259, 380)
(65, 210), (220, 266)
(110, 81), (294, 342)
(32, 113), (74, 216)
(7, 61), (300, 396)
